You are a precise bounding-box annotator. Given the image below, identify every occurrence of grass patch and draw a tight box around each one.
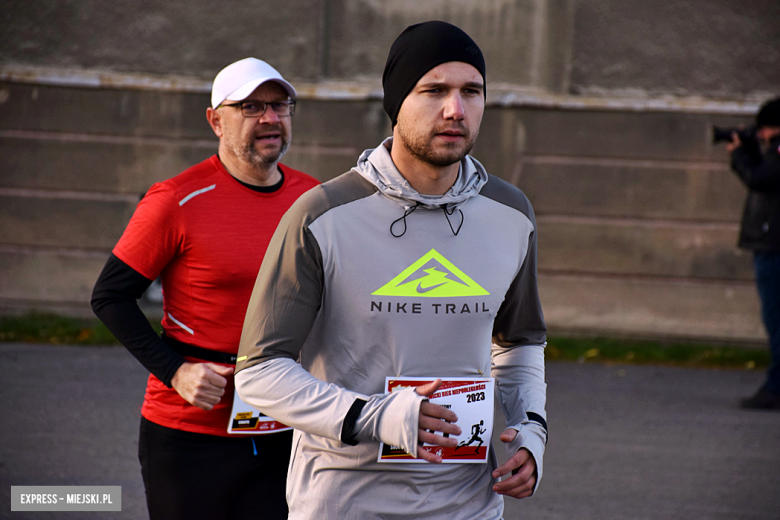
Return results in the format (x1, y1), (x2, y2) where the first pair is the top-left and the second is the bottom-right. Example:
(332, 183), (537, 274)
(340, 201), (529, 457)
(0, 312), (769, 370)
(546, 336), (769, 370)
(0, 312), (161, 346)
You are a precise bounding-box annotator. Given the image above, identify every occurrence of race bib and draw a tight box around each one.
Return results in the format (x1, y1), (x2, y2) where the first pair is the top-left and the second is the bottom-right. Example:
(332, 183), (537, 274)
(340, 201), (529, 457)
(227, 389), (292, 435)
(378, 377), (494, 463)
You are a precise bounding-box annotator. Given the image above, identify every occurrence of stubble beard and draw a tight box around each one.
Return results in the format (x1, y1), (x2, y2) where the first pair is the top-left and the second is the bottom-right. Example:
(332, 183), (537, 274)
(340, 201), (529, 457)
(224, 124), (290, 168)
(396, 117), (478, 168)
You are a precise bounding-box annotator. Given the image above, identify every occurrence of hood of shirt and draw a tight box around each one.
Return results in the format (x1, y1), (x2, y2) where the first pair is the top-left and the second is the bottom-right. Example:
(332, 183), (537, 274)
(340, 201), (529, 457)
(353, 137), (489, 211)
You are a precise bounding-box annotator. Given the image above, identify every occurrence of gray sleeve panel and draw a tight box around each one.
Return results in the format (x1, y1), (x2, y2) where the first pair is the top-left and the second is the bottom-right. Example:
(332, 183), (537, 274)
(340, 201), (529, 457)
(236, 171), (377, 374)
(479, 175), (547, 348)
(478, 173), (534, 217)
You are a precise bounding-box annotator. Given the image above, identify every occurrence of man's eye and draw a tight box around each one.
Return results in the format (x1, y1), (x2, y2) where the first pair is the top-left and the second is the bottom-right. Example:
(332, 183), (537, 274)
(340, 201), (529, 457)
(270, 102), (285, 109)
(243, 102), (261, 110)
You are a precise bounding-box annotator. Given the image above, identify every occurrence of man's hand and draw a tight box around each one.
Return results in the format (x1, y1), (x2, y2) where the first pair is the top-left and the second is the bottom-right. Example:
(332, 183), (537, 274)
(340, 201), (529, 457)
(415, 379), (462, 463)
(726, 131), (742, 153)
(492, 429), (537, 499)
(171, 362), (234, 410)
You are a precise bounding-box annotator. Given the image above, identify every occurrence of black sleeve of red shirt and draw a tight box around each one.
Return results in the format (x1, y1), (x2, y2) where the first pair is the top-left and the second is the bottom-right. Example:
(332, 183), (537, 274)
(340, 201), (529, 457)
(91, 253), (185, 387)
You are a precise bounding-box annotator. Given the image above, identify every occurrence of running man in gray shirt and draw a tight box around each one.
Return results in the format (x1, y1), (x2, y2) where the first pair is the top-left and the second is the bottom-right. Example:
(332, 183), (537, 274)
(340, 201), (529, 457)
(236, 21), (548, 519)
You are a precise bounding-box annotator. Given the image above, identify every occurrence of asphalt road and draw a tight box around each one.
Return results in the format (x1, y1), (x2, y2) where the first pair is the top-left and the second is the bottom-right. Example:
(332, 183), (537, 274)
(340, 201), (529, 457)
(1, 343), (778, 520)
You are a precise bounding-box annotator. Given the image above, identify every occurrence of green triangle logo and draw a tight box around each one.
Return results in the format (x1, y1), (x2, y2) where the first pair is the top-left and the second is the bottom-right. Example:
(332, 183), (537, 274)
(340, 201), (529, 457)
(372, 249), (489, 298)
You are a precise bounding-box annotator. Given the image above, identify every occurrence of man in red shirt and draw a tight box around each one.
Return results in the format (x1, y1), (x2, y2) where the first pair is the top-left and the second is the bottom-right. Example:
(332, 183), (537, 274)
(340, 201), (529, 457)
(92, 58), (319, 520)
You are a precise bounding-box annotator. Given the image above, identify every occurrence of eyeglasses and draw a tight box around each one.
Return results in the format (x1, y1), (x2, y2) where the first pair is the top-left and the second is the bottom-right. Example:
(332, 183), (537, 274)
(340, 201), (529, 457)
(219, 100), (296, 117)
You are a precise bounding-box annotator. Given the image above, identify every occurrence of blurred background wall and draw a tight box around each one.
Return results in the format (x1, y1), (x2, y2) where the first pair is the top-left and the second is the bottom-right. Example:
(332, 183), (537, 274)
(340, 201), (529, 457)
(1, 0), (779, 344)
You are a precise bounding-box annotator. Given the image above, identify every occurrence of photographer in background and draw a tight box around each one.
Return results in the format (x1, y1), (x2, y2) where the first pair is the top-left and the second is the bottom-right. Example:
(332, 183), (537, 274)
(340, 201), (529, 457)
(726, 97), (780, 410)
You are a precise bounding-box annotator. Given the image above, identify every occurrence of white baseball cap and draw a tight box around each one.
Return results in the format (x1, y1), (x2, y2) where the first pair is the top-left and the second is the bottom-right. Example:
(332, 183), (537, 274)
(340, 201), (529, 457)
(210, 57), (297, 109)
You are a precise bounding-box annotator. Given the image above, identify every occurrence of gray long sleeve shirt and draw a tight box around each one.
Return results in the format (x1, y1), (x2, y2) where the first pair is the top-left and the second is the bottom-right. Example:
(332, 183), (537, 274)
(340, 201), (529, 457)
(236, 138), (547, 519)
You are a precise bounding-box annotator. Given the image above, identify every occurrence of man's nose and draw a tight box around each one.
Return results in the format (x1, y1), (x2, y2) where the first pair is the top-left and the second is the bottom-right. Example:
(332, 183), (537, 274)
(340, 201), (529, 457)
(443, 93), (466, 120)
(257, 106), (282, 124)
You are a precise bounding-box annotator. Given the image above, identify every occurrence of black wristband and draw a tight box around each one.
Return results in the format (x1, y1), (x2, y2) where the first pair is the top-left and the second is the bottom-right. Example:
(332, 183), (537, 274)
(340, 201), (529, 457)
(340, 398), (368, 446)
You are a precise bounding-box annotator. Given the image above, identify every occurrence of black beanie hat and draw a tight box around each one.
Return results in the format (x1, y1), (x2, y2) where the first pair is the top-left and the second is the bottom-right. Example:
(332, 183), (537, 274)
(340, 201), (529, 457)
(756, 97), (780, 128)
(382, 21), (486, 125)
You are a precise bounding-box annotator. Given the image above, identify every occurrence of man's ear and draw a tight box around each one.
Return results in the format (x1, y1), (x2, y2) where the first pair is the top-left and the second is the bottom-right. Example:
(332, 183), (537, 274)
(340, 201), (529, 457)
(206, 107), (224, 138)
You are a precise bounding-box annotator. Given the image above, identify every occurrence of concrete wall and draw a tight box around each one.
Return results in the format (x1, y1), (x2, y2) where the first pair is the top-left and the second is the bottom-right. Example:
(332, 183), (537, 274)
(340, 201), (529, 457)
(1, 1), (779, 344)
(4, 0), (778, 98)
(571, 0), (780, 98)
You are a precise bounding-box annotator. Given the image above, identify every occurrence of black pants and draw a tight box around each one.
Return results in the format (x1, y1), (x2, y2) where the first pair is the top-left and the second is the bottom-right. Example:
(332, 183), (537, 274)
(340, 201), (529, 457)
(139, 417), (293, 520)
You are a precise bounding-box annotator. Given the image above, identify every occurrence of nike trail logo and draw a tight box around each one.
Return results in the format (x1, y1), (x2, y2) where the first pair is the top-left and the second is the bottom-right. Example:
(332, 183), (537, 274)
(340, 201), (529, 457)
(372, 249), (489, 298)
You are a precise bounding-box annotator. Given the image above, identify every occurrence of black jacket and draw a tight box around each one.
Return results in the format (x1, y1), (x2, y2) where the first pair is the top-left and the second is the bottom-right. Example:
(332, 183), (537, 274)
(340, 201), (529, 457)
(731, 134), (780, 251)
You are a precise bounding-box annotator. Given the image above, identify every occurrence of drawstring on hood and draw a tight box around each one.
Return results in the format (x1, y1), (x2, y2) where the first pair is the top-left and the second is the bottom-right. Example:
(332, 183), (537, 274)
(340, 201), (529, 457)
(391, 203), (463, 237)
(390, 202), (420, 237)
(442, 204), (464, 236)
(354, 137), (488, 237)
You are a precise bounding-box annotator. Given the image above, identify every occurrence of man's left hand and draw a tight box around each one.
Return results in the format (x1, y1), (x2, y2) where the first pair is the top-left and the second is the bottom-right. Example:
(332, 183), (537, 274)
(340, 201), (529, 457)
(491, 429), (537, 499)
(726, 131), (742, 153)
